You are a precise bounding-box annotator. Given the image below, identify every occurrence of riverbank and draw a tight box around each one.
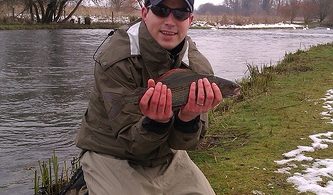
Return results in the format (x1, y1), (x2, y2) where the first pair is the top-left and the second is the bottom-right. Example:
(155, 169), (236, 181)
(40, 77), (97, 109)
(0, 22), (121, 30)
(191, 43), (333, 194)
(2, 21), (331, 31)
(0, 21), (313, 31)
(0, 21), (317, 30)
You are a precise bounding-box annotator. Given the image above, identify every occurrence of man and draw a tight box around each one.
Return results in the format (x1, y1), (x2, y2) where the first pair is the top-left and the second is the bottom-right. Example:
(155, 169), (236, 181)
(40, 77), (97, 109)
(75, 0), (222, 194)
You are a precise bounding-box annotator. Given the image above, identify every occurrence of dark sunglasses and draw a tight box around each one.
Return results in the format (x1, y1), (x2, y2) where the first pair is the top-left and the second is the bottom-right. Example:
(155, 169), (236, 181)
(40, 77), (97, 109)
(148, 5), (191, 21)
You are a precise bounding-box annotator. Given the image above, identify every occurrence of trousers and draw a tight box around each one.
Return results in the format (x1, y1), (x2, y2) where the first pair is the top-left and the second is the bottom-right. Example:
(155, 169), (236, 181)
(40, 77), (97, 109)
(81, 150), (215, 195)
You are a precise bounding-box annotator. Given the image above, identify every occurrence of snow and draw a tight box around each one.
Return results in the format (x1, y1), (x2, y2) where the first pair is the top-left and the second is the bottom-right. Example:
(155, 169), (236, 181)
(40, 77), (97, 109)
(217, 23), (304, 29)
(275, 89), (333, 195)
(191, 21), (305, 29)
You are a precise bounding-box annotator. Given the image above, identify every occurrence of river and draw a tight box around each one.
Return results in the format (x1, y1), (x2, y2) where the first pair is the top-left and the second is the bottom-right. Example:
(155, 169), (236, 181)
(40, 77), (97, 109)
(0, 27), (332, 194)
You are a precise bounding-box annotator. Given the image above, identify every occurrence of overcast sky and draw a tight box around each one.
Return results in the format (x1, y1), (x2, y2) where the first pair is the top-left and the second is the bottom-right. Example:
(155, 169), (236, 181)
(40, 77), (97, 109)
(194, 0), (223, 9)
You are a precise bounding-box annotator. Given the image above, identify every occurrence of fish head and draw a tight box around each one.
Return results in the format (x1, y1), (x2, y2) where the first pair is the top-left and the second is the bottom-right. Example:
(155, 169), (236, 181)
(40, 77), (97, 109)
(214, 77), (241, 98)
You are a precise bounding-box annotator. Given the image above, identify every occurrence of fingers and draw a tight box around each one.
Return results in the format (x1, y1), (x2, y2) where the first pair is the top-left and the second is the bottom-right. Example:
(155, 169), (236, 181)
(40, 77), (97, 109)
(165, 88), (173, 117)
(139, 81), (173, 123)
(203, 78), (214, 107)
(211, 82), (223, 108)
(149, 82), (162, 112)
(185, 78), (222, 111)
(187, 82), (197, 107)
(139, 87), (154, 112)
(140, 79), (156, 112)
(140, 77), (222, 123)
(147, 79), (155, 88)
(157, 84), (167, 114)
(196, 79), (205, 106)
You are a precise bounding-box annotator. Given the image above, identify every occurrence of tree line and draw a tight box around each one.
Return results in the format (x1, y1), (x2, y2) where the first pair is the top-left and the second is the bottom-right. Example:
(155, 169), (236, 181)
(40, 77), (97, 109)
(0, 0), (138, 23)
(197, 0), (333, 24)
(0, 0), (83, 23)
(1, 0), (332, 25)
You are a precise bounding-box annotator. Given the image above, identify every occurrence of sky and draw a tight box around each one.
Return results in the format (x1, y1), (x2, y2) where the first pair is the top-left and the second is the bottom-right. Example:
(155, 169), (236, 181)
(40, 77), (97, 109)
(194, 0), (223, 9)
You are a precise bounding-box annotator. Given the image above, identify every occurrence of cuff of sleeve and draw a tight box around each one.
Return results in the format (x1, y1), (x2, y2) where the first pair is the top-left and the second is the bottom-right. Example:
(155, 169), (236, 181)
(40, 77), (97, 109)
(142, 117), (172, 135)
(174, 112), (200, 133)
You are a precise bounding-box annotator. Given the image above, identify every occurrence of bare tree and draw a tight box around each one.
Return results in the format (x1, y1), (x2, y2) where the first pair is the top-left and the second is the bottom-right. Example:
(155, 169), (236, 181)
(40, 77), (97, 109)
(110, 0), (125, 11)
(300, 0), (318, 24)
(92, 0), (138, 12)
(19, 0), (83, 23)
(313, 0), (332, 22)
(277, 0), (299, 23)
(261, 0), (273, 14)
(241, 0), (261, 16)
(224, 0), (241, 14)
(197, 3), (231, 15)
(0, 0), (22, 18)
(225, 0), (271, 15)
(327, 4), (333, 25)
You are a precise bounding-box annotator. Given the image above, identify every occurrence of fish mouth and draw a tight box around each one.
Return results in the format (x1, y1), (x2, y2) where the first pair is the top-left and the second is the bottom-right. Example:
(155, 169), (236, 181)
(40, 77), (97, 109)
(233, 87), (241, 97)
(234, 87), (241, 96)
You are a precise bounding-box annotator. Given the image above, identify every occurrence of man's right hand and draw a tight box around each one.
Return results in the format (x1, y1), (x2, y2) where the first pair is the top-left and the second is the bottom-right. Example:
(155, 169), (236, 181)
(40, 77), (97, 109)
(139, 79), (173, 123)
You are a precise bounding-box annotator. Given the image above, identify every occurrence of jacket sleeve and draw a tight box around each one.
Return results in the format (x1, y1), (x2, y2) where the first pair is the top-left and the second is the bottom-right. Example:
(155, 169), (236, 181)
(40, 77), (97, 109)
(96, 59), (171, 159)
(167, 112), (208, 150)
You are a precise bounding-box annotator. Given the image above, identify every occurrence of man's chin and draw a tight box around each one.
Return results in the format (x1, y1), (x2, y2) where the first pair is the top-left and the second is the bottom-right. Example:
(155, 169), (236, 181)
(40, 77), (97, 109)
(158, 40), (178, 50)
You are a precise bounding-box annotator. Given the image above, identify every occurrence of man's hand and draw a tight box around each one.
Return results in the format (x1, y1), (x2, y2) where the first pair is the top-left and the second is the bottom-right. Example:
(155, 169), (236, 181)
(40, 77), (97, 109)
(178, 78), (222, 122)
(139, 79), (173, 123)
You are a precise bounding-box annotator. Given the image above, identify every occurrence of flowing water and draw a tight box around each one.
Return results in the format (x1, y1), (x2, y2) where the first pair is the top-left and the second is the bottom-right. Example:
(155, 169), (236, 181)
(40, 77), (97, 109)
(0, 27), (332, 194)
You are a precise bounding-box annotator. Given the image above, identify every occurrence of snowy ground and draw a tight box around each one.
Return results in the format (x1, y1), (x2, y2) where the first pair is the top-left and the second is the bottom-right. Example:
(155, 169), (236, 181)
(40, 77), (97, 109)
(275, 89), (333, 195)
(192, 21), (307, 30)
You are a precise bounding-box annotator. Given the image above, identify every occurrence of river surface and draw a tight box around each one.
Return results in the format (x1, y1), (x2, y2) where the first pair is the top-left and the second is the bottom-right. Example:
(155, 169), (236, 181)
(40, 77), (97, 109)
(0, 28), (332, 194)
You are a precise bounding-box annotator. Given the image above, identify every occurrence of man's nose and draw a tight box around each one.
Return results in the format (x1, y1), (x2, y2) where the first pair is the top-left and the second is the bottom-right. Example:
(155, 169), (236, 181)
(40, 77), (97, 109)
(164, 12), (177, 25)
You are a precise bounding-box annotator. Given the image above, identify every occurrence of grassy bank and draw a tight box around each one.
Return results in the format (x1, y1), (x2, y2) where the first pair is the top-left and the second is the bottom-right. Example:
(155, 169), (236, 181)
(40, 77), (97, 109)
(191, 43), (333, 194)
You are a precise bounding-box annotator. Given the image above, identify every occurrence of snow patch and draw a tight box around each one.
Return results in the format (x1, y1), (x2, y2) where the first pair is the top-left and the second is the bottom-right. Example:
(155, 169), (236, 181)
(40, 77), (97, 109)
(275, 89), (333, 195)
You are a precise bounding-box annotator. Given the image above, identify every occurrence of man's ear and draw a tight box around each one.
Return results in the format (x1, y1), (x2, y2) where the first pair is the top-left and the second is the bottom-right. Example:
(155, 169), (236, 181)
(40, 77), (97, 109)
(141, 7), (149, 21)
(188, 14), (194, 26)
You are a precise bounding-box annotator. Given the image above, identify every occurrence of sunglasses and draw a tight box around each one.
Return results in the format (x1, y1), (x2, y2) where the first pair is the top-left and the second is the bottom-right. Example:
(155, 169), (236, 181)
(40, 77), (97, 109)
(148, 5), (191, 21)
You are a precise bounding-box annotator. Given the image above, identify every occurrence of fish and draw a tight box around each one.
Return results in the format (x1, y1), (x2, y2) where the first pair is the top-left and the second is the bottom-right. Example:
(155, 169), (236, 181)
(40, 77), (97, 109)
(109, 68), (241, 115)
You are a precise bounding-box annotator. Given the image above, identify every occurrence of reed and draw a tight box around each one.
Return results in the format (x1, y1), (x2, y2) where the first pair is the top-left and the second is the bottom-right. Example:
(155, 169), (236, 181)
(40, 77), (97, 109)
(34, 151), (80, 195)
(235, 48), (311, 100)
(280, 49), (305, 64)
(238, 63), (274, 99)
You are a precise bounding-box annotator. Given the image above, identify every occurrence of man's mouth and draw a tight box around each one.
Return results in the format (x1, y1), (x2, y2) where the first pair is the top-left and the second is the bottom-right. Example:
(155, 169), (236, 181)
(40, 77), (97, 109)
(160, 30), (177, 36)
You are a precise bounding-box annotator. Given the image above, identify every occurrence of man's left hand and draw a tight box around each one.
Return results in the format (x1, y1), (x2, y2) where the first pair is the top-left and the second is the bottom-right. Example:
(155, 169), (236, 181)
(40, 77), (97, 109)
(178, 78), (222, 122)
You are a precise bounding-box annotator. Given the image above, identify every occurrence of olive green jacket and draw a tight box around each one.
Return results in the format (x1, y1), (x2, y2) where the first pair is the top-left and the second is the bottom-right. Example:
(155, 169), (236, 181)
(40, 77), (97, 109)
(76, 21), (214, 167)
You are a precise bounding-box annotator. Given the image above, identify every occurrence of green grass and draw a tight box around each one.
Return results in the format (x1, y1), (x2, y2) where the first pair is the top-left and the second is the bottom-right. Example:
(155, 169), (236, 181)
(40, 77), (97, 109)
(191, 43), (333, 194)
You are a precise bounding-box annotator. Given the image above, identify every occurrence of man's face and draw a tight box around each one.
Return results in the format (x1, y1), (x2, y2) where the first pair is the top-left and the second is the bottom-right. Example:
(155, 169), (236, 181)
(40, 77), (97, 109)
(142, 0), (193, 50)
